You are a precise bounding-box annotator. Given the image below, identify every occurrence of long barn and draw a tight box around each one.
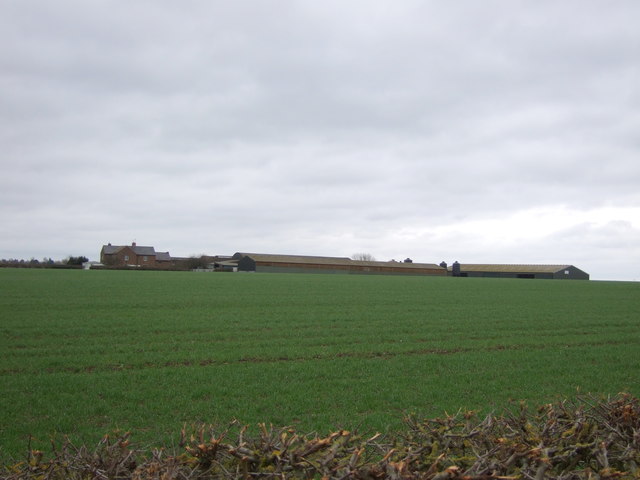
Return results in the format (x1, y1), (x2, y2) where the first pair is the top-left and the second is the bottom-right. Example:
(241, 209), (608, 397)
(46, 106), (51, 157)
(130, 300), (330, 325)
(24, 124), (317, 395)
(231, 253), (446, 276)
(449, 263), (589, 280)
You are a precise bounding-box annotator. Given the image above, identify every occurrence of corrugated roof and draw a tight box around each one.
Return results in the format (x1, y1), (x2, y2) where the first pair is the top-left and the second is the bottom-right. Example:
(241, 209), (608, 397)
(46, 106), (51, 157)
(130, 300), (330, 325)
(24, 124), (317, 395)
(350, 260), (443, 269)
(217, 260), (240, 266)
(453, 264), (572, 273)
(235, 253), (352, 266)
(235, 253), (443, 269)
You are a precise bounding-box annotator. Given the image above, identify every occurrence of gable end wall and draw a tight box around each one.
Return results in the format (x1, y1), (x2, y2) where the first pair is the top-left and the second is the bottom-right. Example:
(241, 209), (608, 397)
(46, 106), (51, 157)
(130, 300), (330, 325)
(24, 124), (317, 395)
(553, 266), (590, 280)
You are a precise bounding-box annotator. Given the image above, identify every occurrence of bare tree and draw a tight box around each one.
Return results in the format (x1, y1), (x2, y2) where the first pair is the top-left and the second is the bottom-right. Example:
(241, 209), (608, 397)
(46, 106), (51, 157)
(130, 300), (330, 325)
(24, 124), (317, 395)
(186, 255), (211, 270)
(352, 253), (376, 261)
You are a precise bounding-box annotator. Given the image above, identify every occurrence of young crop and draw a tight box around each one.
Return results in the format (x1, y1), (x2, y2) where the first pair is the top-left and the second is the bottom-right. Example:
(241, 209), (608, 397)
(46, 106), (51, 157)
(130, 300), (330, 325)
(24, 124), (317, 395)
(2, 269), (639, 461)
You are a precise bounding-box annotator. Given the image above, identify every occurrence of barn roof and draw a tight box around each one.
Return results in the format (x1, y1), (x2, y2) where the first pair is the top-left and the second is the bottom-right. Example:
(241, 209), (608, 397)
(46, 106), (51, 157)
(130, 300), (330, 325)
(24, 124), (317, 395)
(234, 253), (352, 265)
(351, 260), (444, 269)
(234, 253), (443, 269)
(452, 264), (573, 273)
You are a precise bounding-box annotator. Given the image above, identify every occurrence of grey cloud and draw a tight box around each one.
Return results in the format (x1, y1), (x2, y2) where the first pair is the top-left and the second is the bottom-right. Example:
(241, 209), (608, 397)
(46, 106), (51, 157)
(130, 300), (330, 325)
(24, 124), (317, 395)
(1, 1), (639, 279)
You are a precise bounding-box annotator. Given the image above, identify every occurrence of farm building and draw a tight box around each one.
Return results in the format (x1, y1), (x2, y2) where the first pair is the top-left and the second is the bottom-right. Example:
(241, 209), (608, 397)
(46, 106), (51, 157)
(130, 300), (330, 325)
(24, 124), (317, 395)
(447, 263), (589, 280)
(100, 242), (172, 268)
(231, 253), (446, 276)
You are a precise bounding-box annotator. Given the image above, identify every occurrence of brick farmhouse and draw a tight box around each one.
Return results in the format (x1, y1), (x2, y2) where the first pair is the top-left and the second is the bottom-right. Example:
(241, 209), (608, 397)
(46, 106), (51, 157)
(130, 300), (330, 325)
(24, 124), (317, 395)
(100, 242), (171, 268)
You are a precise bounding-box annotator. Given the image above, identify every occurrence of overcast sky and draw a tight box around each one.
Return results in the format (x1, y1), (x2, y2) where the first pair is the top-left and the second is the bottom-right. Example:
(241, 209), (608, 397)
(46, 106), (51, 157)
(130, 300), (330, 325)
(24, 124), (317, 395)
(1, 1), (639, 280)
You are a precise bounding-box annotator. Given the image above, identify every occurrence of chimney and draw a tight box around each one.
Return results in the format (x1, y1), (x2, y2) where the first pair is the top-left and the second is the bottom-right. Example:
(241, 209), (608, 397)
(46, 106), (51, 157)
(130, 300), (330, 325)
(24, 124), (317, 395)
(132, 242), (137, 247)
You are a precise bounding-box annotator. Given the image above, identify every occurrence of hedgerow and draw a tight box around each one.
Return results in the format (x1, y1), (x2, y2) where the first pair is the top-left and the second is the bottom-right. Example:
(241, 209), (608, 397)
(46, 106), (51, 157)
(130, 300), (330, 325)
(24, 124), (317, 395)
(3, 394), (639, 479)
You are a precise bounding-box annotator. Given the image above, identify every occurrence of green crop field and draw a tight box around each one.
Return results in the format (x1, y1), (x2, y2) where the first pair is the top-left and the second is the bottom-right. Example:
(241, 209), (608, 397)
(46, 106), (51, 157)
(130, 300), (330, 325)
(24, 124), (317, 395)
(1, 268), (639, 460)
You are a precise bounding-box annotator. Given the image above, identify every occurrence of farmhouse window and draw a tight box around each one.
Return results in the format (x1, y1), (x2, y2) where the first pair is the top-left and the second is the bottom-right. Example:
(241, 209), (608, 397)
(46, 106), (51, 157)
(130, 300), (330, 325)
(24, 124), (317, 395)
(124, 255), (129, 261)
(143, 256), (148, 261)
(565, 270), (569, 274)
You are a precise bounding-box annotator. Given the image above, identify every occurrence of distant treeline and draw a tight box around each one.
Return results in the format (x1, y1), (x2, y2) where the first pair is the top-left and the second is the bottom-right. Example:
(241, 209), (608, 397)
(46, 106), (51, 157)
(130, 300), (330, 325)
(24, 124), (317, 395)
(0, 255), (88, 268)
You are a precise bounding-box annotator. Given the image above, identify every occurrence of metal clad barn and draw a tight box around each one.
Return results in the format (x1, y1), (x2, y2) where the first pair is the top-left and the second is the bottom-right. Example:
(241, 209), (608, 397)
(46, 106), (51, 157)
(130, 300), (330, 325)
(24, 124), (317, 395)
(450, 264), (589, 280)
(233, 253), (352, 274)
(348, 260), (447, 276)
(232, 253), (446, 276)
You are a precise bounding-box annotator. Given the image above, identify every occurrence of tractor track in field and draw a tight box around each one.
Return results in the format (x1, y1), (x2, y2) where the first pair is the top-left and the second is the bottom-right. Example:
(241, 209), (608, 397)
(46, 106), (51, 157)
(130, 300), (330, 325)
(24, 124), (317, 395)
(1, 338), (637, 376)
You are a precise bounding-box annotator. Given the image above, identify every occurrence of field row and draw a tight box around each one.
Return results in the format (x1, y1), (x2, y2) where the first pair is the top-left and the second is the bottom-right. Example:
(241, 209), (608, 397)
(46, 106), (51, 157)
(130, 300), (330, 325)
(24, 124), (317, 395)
(2, 337), (637, 376)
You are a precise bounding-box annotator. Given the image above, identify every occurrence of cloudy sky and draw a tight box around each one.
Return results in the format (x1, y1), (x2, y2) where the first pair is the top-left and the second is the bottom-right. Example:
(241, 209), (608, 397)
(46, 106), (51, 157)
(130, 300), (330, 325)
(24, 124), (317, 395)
(1, 1), (639, 280)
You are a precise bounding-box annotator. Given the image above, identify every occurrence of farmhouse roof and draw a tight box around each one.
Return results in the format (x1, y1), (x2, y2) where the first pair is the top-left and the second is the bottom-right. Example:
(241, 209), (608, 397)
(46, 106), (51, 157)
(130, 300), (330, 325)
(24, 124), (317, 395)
(101, 244), (157, 256)
(451, 264), (573, 273)
(132, 245), (156, 256)
(101, 244), (121, 255)
(155, 251), (171, 261)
